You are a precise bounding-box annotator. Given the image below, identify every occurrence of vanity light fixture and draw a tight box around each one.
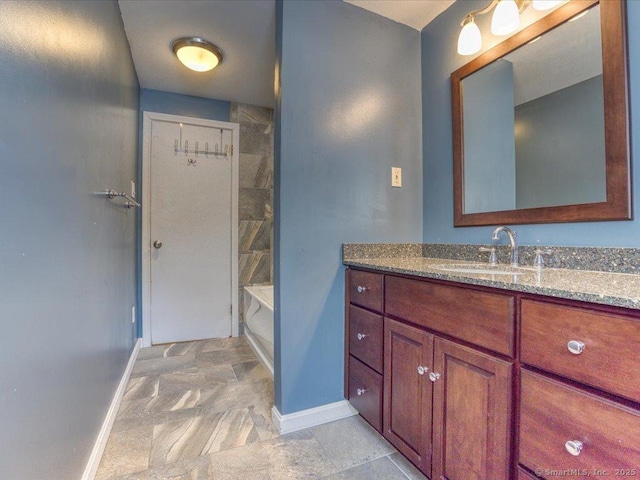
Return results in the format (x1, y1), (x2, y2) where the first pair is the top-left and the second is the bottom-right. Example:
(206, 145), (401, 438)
(568, 10), (589, 22)
(491, 0), (521, 36)
(456, 0), (566, 56)
(171, 37), (223, 72)
(457, 17), (482, 56)
(532, 0), (564, 10)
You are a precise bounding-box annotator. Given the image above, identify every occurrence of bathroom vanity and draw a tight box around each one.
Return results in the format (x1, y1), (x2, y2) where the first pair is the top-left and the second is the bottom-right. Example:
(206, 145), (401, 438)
(342, 0), (635, 476)
(343, 252), (640, 480)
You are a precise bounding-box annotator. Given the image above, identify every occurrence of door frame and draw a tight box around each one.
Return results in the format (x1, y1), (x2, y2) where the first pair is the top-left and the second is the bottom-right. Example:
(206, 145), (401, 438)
(141, 111), (240, 347)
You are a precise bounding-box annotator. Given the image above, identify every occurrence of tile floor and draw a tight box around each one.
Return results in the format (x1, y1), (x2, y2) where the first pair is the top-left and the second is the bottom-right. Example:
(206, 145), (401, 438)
(95, 337), (426, 480)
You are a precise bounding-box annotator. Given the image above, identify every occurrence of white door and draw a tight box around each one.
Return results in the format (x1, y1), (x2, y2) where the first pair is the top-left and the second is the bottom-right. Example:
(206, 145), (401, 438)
(143, 113), (238, 345)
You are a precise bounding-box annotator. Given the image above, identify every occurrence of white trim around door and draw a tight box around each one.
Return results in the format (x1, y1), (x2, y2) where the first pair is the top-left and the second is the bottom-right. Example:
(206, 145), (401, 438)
(141, 111), (240, 347)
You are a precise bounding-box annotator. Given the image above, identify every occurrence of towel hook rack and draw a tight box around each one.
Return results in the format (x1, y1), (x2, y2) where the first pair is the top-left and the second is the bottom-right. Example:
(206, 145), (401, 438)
(99, 189), (140, 209)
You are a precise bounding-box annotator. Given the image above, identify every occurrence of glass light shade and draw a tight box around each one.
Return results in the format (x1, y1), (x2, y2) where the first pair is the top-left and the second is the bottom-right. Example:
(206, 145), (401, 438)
(457, 20), (482, 56)
(171, 38), (223, 72)
(491, 0), (520, 36)
(176, 46), (219, 72)
(569, 10), (589, 22)
(532, 0), (563, 11)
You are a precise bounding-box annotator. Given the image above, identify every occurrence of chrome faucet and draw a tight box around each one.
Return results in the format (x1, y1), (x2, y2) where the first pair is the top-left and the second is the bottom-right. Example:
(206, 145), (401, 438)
(492, 226), (518, 267)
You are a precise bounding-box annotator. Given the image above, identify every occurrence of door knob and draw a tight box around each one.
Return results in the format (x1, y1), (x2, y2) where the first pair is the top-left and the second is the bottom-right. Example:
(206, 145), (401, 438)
(567, 340), (585, 355)
(565, 440), (583, 456)
(153, 240), (163, 249)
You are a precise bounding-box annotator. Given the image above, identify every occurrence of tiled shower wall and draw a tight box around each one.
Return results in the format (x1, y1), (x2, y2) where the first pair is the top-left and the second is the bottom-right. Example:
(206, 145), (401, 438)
(230, 103), (274, 329)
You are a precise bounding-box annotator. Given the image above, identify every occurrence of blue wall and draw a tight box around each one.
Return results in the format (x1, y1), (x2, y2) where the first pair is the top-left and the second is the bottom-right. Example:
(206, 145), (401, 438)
(275, 0), (423, 414)
(0, 1), (139, 479)
(140, 88), (230, 121)
(463, 59), (516, 213)
(422, 0), (639, 246)
(515, 75), (606, 209)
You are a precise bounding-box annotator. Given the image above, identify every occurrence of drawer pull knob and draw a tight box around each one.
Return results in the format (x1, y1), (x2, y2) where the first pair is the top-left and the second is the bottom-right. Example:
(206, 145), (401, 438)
(357, 286), (368, 293)
(356, 388), (367, 396)
(567, 340), (585, 355)
(357, 333), (367, 341)
(417, 366), (429, 375)
(429, 372), (441, 382)
(565, 440), (583, 456)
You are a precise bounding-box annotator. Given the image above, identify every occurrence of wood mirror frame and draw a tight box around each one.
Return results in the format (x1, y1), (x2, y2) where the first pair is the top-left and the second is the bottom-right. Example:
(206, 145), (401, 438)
(451, 0), (631, 227)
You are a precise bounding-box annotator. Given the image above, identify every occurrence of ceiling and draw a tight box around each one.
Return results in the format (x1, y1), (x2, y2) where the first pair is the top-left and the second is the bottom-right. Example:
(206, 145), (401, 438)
(506, 4), (601, 105)
(118, 0), (276, 108)
(118, 0), (453, 108)
(344, 0), (455, 31)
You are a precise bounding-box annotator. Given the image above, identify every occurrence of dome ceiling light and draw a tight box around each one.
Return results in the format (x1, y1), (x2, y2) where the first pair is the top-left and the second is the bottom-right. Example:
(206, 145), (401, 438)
(171, 37), (223, 72)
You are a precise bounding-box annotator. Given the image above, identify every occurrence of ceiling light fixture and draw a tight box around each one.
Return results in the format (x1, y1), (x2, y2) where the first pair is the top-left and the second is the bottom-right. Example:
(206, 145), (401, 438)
(456, 0), (566, 56)
(171, 37), (223, 72)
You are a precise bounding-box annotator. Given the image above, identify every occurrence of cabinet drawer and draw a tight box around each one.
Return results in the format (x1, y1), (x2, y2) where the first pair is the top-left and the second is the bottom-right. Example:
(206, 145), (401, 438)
(385, 276), (515, 356)
(520, 370), (640, 477)
(348, 356), (383, 432)
(349, 305), (383, 373)
(349, 270), (383, 312)
(521, 299), (640, 402)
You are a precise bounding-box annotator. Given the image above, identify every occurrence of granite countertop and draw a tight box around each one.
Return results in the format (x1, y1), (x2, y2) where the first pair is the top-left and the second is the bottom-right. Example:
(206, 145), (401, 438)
(343, 256), (640, 310)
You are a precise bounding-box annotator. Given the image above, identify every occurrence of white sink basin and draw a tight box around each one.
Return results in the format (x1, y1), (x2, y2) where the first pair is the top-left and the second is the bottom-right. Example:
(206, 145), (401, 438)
(433, 264), (530, 275)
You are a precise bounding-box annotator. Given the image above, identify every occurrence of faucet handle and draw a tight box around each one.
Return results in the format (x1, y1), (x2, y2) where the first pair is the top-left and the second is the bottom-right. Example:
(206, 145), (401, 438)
(479, 246), (498, 265)
(533, 249), (553, 269)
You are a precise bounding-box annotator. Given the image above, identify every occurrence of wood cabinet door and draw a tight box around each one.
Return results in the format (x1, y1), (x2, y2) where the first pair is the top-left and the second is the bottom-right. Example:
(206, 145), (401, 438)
(383, 318), (434, 477)
(432, 338), (513, 480)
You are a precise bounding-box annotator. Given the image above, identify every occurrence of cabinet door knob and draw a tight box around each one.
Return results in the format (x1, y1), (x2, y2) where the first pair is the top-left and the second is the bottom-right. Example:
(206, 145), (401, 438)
(357, 286), (367, 293)
(356, 388), (367, 396)
(357, 333), (367, 341)
(153, 240), (163, 249)
(567, 340), (585, 355)
(565, 440), (583, 456)
(429, 372), (441, 382)
(417, 365), (429, 375)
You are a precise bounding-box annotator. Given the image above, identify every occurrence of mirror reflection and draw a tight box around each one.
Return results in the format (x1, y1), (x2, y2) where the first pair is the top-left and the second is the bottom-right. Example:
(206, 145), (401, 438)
(462, 4), (604, 214)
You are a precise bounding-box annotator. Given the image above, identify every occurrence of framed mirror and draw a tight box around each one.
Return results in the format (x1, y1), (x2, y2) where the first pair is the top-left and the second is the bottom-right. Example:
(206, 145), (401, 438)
(451, 0), (631, 227)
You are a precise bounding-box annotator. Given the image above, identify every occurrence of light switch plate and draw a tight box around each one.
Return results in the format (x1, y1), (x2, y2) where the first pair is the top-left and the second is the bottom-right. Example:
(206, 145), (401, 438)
(391, 167), (402, 187)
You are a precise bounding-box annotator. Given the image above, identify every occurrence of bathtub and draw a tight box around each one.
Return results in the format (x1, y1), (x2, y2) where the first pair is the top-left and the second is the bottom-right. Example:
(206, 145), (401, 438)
(243, 285), (274, 379)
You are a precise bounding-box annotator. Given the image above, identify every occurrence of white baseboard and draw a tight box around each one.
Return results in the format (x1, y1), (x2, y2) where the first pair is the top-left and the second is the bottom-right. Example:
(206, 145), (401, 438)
(271, 400), (358, 435)
(81, 338), (141, 480)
